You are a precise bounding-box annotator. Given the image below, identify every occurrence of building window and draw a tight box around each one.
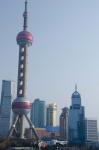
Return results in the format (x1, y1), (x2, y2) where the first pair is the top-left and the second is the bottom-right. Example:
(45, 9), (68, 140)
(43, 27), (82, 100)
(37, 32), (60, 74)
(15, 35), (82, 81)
(19, 81), (23, 86)
(21, 48), (24, 53)
(20, 64), (24, 69)
(19, 89), (23, 95)
(21, 56), (24, 61)
(20, 72), (24, 77)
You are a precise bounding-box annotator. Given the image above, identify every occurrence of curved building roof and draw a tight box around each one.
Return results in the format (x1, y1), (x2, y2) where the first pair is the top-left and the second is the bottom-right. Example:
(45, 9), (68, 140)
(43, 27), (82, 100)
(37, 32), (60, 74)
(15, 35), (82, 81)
(71, 84), (81, 99)
(72, 91), (81, 99)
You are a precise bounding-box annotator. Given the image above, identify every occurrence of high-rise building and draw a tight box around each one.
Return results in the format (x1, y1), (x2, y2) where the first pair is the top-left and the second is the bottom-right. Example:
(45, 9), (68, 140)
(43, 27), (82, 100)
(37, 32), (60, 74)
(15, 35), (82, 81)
(46, 103), (57, 127)
(85, 119), (98, 142)
(68, 85), (85, 144)
(31, 99), (45, 128)
(59, 107), (69, 140)
(0, 80), (16, 137)
(8, 1), (38, 140)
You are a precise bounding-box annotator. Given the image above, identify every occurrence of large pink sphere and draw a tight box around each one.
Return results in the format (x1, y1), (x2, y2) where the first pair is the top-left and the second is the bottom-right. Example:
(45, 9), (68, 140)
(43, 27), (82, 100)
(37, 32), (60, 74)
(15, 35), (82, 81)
(12, 97), (32, 115)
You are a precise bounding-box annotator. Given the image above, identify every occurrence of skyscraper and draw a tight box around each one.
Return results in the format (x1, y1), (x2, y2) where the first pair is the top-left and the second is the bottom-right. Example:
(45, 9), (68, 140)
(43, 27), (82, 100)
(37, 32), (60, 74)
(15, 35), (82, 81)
(8, 0), (38, 140)
(68, 85), (85, 144)
(46, 103), (57, 127)
(31, 99), (45, 128)
(60, 107), (69, 140)
(0, 80), (16, 137)
(85, 119), (98, 142)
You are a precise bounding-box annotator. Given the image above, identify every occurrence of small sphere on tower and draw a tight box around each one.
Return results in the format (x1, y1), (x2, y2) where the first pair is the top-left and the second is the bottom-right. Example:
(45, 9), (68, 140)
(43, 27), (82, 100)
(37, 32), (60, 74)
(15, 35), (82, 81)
(17, 31), (33, 46)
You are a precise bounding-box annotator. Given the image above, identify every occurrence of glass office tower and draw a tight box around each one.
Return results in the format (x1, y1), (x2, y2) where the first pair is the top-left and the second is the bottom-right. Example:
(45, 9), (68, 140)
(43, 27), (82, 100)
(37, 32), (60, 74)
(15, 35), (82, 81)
(31, 98), (45, 128)
(60, 107), (69, 140)
(68, 86), (85, 144)
(0, 80), (16, 137)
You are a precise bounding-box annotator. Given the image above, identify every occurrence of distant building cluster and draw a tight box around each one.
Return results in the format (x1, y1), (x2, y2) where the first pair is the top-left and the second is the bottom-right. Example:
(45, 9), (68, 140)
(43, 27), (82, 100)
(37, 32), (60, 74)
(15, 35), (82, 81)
(0, 80), (98, 145)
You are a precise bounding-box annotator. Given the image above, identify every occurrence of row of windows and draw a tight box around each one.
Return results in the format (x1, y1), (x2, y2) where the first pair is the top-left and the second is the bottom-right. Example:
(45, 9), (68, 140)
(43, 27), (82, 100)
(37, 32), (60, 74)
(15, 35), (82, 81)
(17, 47), (26, 95)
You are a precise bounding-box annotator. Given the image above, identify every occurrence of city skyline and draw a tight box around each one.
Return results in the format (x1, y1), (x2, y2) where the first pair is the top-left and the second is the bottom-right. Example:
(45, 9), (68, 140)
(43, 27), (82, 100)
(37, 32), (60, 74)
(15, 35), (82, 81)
(0, 0), (99, 128)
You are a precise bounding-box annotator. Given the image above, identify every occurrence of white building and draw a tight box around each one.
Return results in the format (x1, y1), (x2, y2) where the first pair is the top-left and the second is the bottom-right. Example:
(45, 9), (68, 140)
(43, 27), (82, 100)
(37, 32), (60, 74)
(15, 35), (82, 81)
(0, 80), (16, 137)
(46, 103), (57, 127)
(68, 85), (85, 144)
(85, 119), (98, 142)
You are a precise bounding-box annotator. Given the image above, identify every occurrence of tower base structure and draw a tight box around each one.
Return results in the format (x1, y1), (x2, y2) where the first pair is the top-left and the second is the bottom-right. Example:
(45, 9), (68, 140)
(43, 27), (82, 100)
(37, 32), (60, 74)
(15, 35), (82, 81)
(8, 97), (39, 141)
(8, 114), (39, 141)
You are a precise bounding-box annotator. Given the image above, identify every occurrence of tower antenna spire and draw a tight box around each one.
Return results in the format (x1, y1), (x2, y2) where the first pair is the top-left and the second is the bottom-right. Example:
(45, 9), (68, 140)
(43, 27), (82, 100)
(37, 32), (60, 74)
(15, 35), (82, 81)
(23, 0), (28, 30)
(75, 84), (77, 92)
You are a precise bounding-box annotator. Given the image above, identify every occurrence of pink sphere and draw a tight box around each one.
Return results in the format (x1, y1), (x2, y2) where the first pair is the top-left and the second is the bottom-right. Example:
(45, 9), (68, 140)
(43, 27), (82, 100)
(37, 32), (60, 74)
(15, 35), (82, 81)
(17, 31), (33, 45)
(12, 98), (32, 115)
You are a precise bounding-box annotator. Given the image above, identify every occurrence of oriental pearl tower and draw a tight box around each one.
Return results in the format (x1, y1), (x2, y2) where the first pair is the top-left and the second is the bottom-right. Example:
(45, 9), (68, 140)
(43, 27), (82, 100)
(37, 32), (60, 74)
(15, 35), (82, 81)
(8, 0), (39, 140)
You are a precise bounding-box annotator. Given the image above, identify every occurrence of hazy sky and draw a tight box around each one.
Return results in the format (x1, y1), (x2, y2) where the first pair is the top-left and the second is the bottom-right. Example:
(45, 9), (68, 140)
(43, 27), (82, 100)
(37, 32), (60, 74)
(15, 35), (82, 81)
(0, 0), (99, 126)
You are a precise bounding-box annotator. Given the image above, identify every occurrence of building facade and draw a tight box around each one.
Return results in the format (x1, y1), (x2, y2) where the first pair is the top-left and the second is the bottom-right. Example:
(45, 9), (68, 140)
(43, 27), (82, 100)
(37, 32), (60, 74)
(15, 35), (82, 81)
(0, 80), (16, 137)
(31, 98), (45, 128)
(85, 119), (98, 142)
(68, 86), (85, 144)
(46, 103), (57, 127)
(60, 107), (69, 140)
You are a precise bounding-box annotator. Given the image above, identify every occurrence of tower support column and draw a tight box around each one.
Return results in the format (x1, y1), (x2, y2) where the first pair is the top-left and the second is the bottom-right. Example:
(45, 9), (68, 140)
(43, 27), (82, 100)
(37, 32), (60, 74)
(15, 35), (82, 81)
(20, 115), (24, 139)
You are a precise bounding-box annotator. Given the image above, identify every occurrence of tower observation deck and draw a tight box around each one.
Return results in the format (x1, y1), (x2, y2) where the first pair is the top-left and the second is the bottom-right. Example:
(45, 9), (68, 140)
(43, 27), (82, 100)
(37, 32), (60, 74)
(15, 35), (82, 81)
(8, 0), (39, 140)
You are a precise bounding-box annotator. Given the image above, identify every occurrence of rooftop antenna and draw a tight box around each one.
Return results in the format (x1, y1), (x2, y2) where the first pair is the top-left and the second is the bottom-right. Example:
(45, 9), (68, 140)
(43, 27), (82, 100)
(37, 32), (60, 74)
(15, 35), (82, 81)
(75, 84), (77, 92)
